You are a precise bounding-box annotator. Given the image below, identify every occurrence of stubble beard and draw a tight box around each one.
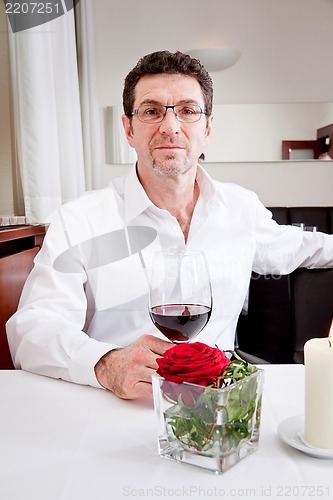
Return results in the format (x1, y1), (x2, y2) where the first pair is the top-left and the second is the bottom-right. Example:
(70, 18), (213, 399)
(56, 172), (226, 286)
(148, 140), (193, 177)
(152, 155), (192, 176)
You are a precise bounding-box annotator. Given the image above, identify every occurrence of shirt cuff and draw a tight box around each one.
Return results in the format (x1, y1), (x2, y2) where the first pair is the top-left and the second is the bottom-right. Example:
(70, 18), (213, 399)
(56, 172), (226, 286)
(69, 338), (122, 389)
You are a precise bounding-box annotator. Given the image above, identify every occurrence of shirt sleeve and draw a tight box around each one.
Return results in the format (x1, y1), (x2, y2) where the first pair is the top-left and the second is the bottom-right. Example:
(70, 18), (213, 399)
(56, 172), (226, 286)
(252, 201), (333, 275)
(6, 208), (122, 389)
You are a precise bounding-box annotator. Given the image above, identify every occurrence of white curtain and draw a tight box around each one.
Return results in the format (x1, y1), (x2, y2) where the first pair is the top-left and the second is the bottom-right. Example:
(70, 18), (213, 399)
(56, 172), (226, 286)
(8, 0), (102, 224)
(75, 0), (102, 190)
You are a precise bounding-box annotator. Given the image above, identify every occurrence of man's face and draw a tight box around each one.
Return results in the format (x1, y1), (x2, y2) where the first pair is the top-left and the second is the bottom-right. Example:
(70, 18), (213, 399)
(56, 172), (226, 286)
(122, 74), (212, 177)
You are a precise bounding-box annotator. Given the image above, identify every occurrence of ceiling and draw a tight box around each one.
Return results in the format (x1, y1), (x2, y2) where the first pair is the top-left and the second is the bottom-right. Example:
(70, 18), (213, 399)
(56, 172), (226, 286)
(93, 0), (333, 105)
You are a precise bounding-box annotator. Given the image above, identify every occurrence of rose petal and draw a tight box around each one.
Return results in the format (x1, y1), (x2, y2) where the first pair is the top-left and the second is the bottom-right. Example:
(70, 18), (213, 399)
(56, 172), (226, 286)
(157, 342), (230, 388)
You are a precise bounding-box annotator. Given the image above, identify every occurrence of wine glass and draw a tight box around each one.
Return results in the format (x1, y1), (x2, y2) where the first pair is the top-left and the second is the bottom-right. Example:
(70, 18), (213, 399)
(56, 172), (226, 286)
(149, 250), (212, 343)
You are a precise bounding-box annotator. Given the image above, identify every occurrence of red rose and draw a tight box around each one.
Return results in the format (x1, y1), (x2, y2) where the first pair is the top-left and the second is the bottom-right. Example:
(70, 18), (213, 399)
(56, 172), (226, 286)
(156, 342), (230, 405)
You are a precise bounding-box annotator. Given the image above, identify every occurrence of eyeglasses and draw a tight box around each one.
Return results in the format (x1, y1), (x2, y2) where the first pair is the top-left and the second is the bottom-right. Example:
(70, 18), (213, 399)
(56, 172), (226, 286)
(131, 104), (206, 124)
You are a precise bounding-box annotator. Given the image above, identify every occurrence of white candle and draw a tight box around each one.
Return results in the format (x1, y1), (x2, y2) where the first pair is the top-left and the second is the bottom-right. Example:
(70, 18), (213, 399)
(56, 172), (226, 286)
(304, 333), (333, 449)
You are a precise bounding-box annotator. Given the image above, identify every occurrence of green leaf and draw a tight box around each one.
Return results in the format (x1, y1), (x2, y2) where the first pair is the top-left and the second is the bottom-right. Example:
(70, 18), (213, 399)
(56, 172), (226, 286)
(163, 352), (261, 453)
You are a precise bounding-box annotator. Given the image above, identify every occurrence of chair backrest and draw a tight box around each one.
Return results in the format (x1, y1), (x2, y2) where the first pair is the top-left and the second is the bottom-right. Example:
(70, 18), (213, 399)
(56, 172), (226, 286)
(237, 273), (294, 363)
(292, 268), (333, 363)
(0, 226), (46, 369)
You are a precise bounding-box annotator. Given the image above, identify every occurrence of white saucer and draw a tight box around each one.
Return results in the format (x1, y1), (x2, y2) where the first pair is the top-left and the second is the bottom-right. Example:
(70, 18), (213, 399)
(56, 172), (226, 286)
(277, 415), (333, 459)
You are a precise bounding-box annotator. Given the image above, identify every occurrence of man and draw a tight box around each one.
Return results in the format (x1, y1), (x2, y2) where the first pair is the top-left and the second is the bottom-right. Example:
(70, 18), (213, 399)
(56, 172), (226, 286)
(6, 51), (333, 399)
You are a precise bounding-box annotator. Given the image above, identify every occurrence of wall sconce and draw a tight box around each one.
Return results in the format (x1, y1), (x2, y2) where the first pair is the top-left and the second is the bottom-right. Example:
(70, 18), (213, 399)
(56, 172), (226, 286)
(186, 47), (241, 72)
(105, 106), (136, 164)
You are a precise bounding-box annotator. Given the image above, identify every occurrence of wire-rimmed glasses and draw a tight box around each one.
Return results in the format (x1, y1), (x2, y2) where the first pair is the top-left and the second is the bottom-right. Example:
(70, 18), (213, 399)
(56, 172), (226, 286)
(131, 104), (206, 124)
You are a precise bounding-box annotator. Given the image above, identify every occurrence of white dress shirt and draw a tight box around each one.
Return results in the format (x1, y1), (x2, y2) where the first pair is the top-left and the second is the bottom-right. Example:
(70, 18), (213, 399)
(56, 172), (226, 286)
(6, 166), (333, 387)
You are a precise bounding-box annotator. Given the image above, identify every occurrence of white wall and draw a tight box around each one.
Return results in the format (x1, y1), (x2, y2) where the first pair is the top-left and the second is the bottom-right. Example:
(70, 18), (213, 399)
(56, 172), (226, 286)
(93, 1), (333, 205)
(103, 160), (333, 207)
(204, 161), (333, 206)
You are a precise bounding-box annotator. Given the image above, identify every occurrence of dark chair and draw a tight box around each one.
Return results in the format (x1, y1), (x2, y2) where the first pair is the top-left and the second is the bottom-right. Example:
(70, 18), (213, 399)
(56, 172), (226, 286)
(292, 268), (333, 363)
(0, 225), (46, 369)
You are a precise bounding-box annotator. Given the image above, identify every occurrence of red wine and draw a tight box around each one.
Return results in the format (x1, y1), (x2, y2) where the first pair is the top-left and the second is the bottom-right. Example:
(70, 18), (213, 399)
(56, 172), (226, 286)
(150, 303), (211, 342)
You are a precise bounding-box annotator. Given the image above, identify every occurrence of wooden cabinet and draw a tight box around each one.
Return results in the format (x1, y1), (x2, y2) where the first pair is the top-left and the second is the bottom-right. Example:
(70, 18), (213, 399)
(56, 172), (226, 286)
(0, 225), (46, 369)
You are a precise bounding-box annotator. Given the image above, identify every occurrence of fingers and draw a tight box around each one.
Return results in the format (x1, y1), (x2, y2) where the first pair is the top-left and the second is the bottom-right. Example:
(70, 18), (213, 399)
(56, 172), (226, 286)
(146, 355), (159, 370)
(94, 335), (170, 400)
(139, 334), (172, 355)
(130, 381), (153, 399)
(113, 367), (155, 399)
(139, 365), (156, 383)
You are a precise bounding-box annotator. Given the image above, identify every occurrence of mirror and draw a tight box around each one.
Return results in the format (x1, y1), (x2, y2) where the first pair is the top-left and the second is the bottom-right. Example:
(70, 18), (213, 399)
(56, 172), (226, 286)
(106, 103), (333, 164)
(205, 102), (333, 162)
(105, 107), (136, 164)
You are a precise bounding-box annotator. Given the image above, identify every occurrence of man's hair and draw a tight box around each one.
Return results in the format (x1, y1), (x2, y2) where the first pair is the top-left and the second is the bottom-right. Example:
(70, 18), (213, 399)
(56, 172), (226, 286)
(123, 50), (213, 118)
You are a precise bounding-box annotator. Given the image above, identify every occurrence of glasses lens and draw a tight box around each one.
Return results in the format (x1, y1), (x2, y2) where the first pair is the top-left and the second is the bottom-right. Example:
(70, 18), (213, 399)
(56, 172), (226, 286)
(137, 105), (165, 123)
(135, 104), (204, 123)
(174, 105), (203, 123)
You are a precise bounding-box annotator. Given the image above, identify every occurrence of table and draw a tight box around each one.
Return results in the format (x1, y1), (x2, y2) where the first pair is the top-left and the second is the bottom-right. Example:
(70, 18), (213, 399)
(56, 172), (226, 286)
(0, 366), (332, 500)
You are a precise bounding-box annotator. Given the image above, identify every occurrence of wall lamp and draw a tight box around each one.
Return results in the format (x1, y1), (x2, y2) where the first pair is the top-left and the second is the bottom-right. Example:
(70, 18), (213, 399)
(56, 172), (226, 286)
(186, 47), (241, 72)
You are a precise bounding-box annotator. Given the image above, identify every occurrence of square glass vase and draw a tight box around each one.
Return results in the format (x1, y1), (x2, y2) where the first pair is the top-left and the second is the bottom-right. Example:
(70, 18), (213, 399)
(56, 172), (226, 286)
(152, 369), (264, 474)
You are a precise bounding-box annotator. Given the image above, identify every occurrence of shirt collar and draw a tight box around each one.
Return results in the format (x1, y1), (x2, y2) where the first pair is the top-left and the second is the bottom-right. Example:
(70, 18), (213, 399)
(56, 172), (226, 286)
(195, 164), (218, 202)
(124, 165), (153, 223)
(123, 163), (219, 223)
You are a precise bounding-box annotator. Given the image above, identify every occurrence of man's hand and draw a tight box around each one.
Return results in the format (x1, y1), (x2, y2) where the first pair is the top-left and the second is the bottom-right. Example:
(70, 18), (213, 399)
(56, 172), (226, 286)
(94, 334), (172, 399)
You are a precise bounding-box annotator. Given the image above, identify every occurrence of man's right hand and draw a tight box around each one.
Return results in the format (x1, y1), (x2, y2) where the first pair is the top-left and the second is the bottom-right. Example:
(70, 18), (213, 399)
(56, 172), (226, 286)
(94, 334), (172, 399)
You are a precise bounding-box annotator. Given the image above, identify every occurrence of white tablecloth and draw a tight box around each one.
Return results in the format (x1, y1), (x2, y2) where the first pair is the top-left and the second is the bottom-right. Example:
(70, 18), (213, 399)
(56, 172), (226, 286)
(0, 366), (332, 500)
